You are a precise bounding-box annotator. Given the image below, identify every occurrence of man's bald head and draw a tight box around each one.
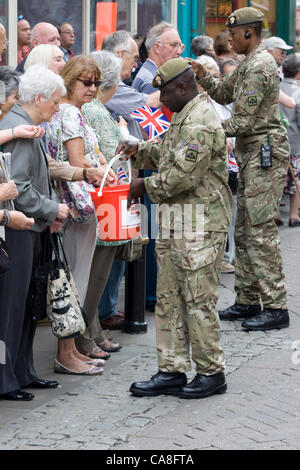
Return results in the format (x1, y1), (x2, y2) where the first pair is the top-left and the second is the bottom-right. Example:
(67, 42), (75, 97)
(31, 22), (61, 48)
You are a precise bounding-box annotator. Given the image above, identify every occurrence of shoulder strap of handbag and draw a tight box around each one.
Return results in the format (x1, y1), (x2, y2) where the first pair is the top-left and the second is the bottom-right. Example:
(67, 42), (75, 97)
(57, 104), (73, 163)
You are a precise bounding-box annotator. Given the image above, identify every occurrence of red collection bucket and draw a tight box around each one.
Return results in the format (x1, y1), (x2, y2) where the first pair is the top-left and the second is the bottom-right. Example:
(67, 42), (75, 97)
(90, 155), (141, 242)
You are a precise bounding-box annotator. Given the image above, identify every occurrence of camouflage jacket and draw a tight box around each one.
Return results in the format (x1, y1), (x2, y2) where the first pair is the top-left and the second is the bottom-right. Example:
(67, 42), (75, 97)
(198, 43), (290, 165)
(133, 93), (232, 233)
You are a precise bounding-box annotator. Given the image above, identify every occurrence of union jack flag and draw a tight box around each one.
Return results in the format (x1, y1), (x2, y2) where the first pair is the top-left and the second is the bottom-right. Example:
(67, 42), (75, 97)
(130, 106), (170, 140)
(117, 165), (127, 184)
(228, 153), (239, 173)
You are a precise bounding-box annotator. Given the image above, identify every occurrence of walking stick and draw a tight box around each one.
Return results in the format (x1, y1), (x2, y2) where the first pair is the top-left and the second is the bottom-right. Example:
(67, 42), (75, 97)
(288, 161), (300, 199)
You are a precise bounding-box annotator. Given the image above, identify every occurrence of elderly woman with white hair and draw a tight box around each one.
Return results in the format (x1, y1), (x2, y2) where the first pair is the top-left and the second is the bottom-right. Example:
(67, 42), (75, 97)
(24, 44), (65, 75)
(0, 65), (71, 401)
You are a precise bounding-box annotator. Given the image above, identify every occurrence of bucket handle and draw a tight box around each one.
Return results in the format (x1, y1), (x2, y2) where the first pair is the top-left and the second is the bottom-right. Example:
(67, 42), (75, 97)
(97, 154), (132, 197)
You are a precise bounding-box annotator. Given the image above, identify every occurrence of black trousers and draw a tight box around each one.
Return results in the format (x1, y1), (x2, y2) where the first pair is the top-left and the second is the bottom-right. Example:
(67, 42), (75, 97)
(0, 228), (41, 394)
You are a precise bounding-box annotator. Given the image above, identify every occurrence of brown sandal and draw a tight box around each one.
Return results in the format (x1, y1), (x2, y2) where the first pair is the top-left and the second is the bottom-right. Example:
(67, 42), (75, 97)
(98, 339), (122, 353)
(83, 347), (110, 360)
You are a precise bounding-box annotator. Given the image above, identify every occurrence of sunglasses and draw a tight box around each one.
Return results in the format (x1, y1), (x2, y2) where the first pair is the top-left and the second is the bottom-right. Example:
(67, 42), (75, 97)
(76, 78), (102, 87)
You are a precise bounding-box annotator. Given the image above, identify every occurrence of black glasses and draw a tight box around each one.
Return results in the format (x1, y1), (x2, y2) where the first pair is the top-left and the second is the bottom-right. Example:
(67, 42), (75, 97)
(76, 78), (102, 87)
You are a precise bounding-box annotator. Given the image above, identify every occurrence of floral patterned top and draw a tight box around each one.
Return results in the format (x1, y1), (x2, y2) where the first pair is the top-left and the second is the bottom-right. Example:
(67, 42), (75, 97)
(82, 99), (129, 247)
(82, 99), (121, 173)
(46, 103), (101, 168)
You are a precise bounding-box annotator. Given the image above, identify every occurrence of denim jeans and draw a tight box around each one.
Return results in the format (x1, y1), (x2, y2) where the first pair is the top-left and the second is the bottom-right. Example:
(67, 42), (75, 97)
(98, 258), (126, 321)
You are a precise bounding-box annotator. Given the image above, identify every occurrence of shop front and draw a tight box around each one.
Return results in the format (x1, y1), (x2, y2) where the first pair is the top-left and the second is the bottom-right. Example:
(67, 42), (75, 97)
(0, 1), (297, 67)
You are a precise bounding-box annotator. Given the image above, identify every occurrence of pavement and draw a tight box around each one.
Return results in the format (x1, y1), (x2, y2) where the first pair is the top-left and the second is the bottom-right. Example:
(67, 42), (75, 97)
(0, 195), (300, 451)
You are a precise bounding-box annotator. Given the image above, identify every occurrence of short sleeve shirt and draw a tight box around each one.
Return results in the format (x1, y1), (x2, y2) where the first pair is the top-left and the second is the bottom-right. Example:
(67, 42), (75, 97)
(46, 103), (101, 168)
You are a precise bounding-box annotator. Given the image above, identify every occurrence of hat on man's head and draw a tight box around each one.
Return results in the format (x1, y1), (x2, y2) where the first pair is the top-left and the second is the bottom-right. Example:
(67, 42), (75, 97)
(152, 58), (192, 89)
(264, 36), (293, 51)
(226, 7), (264, 27)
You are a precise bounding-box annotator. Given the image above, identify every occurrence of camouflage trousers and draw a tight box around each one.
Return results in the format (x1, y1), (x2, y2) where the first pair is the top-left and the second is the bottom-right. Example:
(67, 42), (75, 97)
(234, 145), (289, 309)
(155, 231), (226, 375)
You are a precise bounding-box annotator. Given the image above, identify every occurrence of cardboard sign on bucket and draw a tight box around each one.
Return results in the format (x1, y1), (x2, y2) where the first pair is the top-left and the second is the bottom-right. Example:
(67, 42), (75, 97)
(90, 155), (141, 242)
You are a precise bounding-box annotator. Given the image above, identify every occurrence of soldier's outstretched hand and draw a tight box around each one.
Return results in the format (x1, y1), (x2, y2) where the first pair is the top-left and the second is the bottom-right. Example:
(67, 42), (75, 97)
(186, 58), (207, 80)
(116, 140), (139, 160)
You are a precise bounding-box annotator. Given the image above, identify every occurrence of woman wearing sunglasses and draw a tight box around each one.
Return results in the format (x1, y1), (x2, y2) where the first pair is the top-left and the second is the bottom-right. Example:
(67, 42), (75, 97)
(46, 55), (117, 374)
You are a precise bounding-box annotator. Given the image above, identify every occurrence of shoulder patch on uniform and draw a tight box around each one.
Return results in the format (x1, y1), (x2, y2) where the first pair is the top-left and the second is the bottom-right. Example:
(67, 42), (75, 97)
(185, 149), (198, 162)
(180, 141), (187, 149)
(248, 96), (258, 106)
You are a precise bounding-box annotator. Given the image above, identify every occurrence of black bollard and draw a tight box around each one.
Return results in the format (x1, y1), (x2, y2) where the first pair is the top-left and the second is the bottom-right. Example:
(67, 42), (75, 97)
(123, 245), (147, 333)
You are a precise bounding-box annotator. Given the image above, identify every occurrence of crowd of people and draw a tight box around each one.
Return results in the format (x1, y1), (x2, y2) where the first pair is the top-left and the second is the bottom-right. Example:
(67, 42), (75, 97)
(0, 5), (299, 401)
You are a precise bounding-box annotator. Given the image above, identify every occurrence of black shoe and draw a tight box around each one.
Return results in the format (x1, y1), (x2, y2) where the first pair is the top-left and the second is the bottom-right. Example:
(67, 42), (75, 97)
(289, 218), (300, 227)
(241, 309), (290, 331)
(129, 371), (187, 397)
(24, 377), (59, 389)
(0, 389), (34, 401)
(175, 372), (227, 399)
(219, 303), (261, 321)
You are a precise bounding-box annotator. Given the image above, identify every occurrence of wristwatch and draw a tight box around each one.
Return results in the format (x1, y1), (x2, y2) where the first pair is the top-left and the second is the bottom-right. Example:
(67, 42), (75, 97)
(0, 209), (10, 226)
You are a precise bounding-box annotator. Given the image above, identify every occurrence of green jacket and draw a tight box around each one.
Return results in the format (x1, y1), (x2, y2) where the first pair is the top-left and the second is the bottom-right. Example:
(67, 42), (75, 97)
(133, 93), (232, 234)
(198, 43), (290, 167)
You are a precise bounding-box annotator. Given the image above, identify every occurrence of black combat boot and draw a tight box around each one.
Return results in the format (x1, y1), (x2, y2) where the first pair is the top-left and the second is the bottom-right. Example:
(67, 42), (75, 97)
(241, 308), (289, 331)
(129, 371), (187, 397)
(175, 372), (227, 399)
(218, 303), (261, 321)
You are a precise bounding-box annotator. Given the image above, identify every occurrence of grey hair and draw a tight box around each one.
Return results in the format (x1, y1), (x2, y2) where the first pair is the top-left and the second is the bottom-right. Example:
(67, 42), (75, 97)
(282, 54), (300, 78)
(19, 64), (66, 104)
(0, 66), (20, 103)
(102, 30), (132, 54)
(90, 50), (121, 90)
(191, 35), (213, 56)
(145, 21), (175, 52)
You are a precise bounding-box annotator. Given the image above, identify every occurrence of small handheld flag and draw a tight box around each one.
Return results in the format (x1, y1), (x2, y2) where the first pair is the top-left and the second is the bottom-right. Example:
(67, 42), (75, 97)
(228, 153), (239, 173)
(130, 106), (170, 139)
(117, 165), (127, 184)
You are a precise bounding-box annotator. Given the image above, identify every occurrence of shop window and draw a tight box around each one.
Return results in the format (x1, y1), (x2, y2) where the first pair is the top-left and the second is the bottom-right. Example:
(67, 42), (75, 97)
(90, 0), (131, 51)
(18, 0), (83, 54)
(205, 0), (234, 39)
(205, 0), (275, 40)
(137, 0), (172, 36)
(250, 0), (276, 38)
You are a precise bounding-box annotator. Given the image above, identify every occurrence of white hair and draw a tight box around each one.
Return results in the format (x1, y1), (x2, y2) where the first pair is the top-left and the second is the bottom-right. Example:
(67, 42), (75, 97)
(196, 55), (219, 74)
(90, 50), (121, 90)
(102, 30), (132, 54)
(24, 44), (63, 72)
(145, 22), (176, 52)
(19, 64), (66, 104)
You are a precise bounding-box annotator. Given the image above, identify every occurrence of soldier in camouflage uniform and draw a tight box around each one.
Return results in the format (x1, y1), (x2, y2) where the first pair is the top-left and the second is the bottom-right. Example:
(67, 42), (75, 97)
(191, 7), (290, 331)
(117, 58), (232, 399)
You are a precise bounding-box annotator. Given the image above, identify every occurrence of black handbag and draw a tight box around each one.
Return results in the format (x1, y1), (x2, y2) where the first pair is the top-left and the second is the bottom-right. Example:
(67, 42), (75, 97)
(0, 236), (11, 274)
(26, 229), (52, 321)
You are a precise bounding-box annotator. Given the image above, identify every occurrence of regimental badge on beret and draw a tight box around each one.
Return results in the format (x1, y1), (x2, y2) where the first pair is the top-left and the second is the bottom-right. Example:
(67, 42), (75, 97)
(229, 16), (237, 25)
(153, 74), (162, 88)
